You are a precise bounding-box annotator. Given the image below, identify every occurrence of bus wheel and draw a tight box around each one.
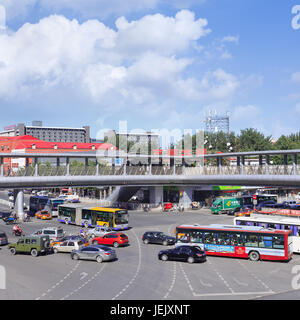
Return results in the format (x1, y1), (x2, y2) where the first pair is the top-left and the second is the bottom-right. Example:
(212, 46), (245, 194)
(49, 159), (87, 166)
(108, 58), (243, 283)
(249, 251), (260, 261)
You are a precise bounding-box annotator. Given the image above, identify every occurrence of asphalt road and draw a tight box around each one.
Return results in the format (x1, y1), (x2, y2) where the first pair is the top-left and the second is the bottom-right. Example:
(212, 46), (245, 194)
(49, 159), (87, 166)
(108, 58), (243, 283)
(0, 207), (300, 300)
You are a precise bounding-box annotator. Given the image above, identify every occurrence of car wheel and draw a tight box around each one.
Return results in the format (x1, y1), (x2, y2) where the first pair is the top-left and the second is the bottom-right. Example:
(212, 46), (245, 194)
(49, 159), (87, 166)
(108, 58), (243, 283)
(249, 251), (260, 262)
(187, 257), (195, 264)
(10, 247), (16, 255)
(162, 240), (168, 246)
(113, 242), (119, 248)
(96, 256), (103, 263)
(143, 239), (149, 244)
(53, 248), (58, 254)
(72, 254), (79, 260)
(31, 249), (38, 257)
(161, 254), (168, 261)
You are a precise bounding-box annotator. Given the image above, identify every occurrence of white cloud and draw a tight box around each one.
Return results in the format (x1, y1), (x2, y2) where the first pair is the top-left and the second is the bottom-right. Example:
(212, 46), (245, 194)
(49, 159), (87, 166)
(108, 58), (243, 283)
(0, 10), (247, 131)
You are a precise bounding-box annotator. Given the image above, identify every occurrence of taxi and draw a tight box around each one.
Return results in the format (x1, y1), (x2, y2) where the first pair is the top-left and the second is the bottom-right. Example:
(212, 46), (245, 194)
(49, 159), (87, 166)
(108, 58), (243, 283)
(36, 210), (52, 220)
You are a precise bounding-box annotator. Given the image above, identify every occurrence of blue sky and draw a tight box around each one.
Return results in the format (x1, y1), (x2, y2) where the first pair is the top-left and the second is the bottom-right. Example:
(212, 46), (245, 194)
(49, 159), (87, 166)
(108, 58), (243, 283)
(0, 0), (299, 140)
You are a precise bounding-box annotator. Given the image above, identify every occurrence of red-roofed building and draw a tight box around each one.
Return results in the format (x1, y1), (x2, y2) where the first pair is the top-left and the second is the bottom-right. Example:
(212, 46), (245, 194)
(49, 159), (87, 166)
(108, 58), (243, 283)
(0, 135), (117, 172)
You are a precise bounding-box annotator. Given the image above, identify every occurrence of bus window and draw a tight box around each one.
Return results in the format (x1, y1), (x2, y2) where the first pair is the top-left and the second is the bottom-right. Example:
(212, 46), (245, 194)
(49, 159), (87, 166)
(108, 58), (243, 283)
(244, 234), (259, 247)
(273, 235), (284, 249)
(258, 235), (272, 249)
(82, 209), (91, 220)
(268, 224), (276, 229)
(178, 233), (190, 243)
(232, 233), (244, 246)
(283, 225), (290, 231)
(190, 231), (203, 244)
(218, 232), (232, 246)
(204, 232), (218, 244)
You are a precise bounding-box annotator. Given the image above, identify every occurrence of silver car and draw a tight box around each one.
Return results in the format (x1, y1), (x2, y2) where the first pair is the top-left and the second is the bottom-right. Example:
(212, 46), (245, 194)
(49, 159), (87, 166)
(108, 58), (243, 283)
(71, 245), (117, 263)
(87, 226), (114, 239)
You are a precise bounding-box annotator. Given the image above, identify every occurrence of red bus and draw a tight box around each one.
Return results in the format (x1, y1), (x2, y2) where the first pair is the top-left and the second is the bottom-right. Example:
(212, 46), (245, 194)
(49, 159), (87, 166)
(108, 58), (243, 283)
(175, 224), (293, 262)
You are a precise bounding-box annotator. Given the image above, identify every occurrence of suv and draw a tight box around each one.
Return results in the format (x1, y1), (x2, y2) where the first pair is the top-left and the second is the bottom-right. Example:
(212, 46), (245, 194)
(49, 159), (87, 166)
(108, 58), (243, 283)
(142, 231), (176, 246)
(8, 235), (51, 257)
(32, 227), (65, 242)
(92, 233), (129, 248)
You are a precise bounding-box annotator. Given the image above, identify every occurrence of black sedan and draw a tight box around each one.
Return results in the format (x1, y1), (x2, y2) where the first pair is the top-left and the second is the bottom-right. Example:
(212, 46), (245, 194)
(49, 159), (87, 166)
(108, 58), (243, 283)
(158, 245), (206, 264)
(142, 231), (176, 246)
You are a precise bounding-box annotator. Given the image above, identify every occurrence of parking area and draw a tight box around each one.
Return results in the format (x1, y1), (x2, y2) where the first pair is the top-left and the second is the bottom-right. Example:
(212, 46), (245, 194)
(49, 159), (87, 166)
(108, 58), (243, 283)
(1, 209), (300, 300)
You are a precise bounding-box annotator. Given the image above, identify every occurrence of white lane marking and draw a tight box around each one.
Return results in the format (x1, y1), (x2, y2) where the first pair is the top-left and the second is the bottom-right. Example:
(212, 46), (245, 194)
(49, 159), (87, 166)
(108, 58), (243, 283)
(112, 229), (142, 300)
(179, 263), (196, 295)
(35, 261), (81, 300)
(60, 264), (106, 300)
(233, 278), (248, 286)
(207, 259), (235, 294)
(163, 262), (177, 299)
(237, 260), (274, 293)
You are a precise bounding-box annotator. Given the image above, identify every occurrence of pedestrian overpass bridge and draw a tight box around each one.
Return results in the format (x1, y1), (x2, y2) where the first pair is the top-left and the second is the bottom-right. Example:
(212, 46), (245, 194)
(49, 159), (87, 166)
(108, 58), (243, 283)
(2, 148), (300, 219)
(0, 148), (300, 188)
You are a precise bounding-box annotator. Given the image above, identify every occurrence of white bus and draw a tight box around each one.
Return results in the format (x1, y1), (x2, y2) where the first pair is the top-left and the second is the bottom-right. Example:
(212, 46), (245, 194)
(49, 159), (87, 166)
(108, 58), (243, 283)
(234, 214), (300, 253)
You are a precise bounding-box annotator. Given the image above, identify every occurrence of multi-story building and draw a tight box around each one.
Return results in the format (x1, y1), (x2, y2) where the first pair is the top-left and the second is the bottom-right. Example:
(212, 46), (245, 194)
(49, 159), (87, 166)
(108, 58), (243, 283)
(104, 130), (160, 152)
(0, 121), (90, 143)
(0, 135), (117, 173)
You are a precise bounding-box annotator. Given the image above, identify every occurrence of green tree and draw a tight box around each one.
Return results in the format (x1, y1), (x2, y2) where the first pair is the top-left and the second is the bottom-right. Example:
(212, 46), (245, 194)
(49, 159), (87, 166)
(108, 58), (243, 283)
(237, 128), (273, 152)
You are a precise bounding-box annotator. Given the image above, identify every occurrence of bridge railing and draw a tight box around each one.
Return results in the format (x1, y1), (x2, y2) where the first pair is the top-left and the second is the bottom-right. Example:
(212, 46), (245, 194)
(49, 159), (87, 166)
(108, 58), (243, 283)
(5, 164), (300, 177)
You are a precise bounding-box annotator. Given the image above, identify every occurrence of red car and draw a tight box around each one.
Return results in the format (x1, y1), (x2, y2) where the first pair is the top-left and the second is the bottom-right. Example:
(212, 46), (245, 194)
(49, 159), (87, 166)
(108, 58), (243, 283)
(92, 233), (129, 248)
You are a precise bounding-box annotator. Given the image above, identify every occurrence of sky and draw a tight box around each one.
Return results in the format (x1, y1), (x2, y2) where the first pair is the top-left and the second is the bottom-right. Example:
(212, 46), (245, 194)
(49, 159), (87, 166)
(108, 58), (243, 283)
(0, 0), (299, 140)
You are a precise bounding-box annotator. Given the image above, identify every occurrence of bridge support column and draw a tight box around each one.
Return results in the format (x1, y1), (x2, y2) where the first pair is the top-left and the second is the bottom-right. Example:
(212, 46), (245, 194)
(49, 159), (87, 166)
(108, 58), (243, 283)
(237, 156), (241, 174)
(85, 158), (89, 175)
(293, 154), (298, 175)
(265, 155), (270, 175)
(34, 158), (39, 176)
(241, 156), (245, 174)
(96, 161), (99, 175)
(0, 157), (3, 176)
(217, 157), (222, 175)
(13, 189), (25, 221)
(149, 186), (163, 206)
(284, 154), (288, 175)
(66, 157), (70, 176)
